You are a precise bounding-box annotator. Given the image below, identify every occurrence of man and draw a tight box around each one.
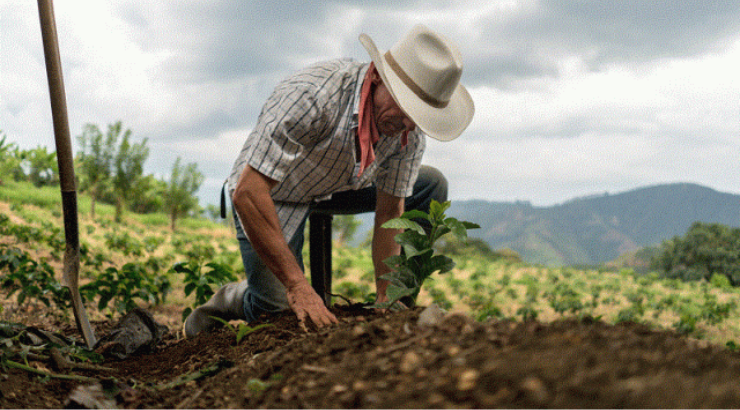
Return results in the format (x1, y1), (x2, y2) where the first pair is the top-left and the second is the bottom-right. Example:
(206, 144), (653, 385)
(184, 24), (474, 337)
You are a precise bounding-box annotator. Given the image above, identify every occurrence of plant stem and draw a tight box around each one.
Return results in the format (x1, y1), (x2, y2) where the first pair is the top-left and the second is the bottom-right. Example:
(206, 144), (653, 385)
(3, 359), (98, 383)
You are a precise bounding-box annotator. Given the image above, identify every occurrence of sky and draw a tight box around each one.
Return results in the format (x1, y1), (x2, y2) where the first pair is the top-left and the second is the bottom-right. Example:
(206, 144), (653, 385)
(2, 0), (739, 208)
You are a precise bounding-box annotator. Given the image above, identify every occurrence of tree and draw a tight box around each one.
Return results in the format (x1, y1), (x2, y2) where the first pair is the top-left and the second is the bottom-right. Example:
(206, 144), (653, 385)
(164, 157), (204, 231)
(76, 123), (115, 218)
(128, 175), (167, 214)
(111, 122), (149, 222)
(652, 222), (740, 285)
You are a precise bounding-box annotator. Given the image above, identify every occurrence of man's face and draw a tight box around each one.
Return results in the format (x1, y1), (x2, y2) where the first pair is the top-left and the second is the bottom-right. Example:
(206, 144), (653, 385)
(373, 82), (416, 137)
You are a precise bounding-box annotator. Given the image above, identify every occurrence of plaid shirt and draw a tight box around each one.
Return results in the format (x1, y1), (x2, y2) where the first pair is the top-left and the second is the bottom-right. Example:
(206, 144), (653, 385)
(228, 59), (426, 241)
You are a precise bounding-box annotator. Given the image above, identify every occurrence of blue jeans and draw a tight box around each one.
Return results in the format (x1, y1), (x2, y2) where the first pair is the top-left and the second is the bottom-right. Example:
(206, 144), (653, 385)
(235, 165), (448, 322)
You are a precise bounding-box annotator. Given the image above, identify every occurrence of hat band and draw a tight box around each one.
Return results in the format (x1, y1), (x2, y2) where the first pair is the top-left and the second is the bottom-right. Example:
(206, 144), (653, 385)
(384, 51), (449, 109)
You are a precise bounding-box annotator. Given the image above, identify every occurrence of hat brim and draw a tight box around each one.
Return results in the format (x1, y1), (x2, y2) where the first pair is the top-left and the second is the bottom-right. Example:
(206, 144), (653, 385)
(359, 33), (474, 142)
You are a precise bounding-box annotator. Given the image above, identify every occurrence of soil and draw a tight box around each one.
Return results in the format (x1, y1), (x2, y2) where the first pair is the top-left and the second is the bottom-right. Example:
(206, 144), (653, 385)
(3, 303), (740, 409)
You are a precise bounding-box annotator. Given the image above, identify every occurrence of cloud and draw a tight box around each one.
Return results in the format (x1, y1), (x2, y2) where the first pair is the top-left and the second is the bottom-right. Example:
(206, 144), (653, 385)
(2, 0), (738, 209)
(462, 0), (740, 88)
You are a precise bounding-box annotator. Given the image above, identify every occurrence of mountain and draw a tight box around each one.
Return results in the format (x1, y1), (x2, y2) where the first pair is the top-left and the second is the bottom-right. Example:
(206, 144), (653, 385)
(446, 183), (740, 266)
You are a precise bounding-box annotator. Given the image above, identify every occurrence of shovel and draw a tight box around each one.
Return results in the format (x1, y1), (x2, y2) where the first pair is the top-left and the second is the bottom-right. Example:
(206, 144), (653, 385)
(37, 0), (96, 349)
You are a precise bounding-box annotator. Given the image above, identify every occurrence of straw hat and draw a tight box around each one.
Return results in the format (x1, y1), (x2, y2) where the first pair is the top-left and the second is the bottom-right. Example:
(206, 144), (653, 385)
(359, 24), (474, 141)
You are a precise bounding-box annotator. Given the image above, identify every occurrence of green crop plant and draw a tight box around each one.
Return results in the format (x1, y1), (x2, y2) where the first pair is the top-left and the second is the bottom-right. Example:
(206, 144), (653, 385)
(469, 268), (487, 282)
(373, 200), (479, 309)
(589, 284), (602, 308)
(673, 312), (699, 335)
(615, 306), (643, 324)
(80, 262), (172, 316)
(700, 291), (735, 325)
(79, 245), (110, 271)
(104, 231), (144, 257)
(0, 245), (71, 314)
(546, 282), (585, 316)
(143, 235), (166, 253)
(185, 242), (217, 263)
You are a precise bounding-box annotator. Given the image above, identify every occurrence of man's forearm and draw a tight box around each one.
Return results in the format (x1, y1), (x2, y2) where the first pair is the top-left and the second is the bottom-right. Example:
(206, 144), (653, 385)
(372, 190), (405, 300)
(233, 165), (338, 329)
(232, 167), (306, 290)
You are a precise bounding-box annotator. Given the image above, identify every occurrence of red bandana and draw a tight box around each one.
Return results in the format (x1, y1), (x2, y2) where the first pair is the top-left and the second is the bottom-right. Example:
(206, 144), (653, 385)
(357, 63), (380, 176)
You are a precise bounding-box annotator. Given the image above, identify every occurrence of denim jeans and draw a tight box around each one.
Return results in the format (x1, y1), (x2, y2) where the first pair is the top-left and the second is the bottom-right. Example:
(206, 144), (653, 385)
(235, 165), (448, 322)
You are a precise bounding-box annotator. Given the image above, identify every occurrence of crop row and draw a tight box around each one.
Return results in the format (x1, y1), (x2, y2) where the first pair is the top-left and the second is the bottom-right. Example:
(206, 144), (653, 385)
(328, 245), (740, 347)
(0, 211), (240, 322)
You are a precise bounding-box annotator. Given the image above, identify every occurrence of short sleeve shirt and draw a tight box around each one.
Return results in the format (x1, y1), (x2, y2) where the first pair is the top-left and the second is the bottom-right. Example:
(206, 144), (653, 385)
(228, 59), (426, 241)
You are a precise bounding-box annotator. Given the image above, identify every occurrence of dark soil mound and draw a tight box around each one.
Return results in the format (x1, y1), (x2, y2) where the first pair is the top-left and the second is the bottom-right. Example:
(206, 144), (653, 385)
(2, 305), (740, 408)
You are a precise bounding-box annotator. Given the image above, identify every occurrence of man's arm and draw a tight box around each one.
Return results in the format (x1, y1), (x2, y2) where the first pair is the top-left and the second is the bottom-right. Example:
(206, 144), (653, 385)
(232, 165), (338, 329)
(372, 189), (405, 303)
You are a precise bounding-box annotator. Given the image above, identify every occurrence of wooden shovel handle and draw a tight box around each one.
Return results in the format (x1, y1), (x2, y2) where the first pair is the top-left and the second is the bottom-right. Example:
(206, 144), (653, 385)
(37, 0), (97, 349)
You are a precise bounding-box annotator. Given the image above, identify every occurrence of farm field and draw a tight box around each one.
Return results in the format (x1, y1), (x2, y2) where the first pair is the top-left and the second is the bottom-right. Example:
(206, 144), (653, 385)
(2, 184), (740, 408)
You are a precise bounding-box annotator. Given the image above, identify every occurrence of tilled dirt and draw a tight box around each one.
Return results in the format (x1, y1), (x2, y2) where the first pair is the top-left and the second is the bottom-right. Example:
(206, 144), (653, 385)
(2, 304), (740, 408)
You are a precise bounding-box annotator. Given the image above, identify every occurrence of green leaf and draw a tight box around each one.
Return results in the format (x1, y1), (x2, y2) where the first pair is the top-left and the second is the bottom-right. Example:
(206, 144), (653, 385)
(183, 282), (196, 297)
(444, 218), (468, 240)
(172, 261), (192, 274)
(431, 225), (452, 244)
(386, 283), (418, 301)
(429, 255), (455, 274)
(462, 221), (480, 230)
(395, 231), (429, 258)
(381, 218), (425, 234)
(380, 270), (411, 288)
(399, 209), (430, 221)
(181, 307), (193, 322)
(382, 255), (406, 271)
(208, 315), (234, 331)
(98, 294), (113, 310)
(428, 200), (450, 221)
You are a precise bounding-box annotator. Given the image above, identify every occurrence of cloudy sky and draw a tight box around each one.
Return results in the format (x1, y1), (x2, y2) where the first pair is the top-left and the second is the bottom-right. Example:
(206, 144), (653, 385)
(2, 0), (738, 208)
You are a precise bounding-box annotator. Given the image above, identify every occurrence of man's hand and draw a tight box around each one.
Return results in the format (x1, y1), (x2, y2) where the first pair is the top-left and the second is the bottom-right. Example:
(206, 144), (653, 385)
(286, 280), (338, 332)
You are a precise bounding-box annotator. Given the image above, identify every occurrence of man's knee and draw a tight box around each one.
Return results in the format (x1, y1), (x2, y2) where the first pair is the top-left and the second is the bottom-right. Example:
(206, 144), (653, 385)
(419, 165), (448, 203)
(408, 165), (448, 212)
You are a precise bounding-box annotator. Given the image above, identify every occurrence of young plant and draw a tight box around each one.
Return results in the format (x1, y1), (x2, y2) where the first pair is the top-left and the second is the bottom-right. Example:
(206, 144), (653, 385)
(373, 200), (479, 309)
(210, 317), (273, 344)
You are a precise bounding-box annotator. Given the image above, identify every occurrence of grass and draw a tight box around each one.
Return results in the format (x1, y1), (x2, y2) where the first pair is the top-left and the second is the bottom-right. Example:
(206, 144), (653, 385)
(0, 181), (62, 215)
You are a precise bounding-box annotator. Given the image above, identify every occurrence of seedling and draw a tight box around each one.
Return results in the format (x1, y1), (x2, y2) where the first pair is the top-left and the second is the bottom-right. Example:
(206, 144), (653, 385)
(373, 200), (479, 310)
(210, 316), (273, 344)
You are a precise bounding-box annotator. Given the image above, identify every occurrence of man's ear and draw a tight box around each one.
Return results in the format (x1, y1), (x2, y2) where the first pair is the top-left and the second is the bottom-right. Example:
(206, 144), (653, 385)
(370, 68), (382, 85)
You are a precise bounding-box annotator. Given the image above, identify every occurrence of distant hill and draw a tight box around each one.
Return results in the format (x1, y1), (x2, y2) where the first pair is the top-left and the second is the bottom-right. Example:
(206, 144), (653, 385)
(348, 183), (739, 266)
(446, 183), (740, 266)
